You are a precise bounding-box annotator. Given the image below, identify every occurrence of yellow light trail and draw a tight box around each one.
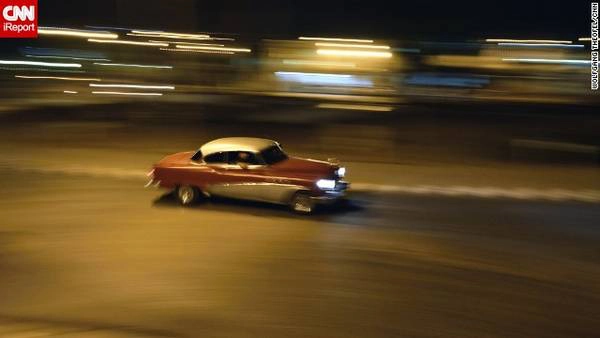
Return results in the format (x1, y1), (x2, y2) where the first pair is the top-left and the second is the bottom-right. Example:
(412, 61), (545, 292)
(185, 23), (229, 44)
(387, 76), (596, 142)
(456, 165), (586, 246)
(0, 60), (81, 68)
(87, 39), (168, 47)
(316, 49), (392, 58)
(317, 103), (393, 112)
(159, 48), (234, 55)
(90, 83), (175, 90)
(15, 75), (101, 81)
(38, 27), (118, 39)
(485, 38), (572, 44)
(92, 91), (163, 96)
(174, 45), (251, 52)
(93, 62), (173, 69)
(314, 42), (390, 49)
(63, 90), (78, 94)
(148, 40), (225, 47)
(299, 36), (374, 43)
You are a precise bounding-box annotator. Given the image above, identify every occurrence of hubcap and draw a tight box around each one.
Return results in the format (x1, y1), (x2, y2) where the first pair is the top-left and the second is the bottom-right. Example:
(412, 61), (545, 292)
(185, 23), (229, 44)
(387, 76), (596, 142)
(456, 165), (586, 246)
(178, 186), (194, 204)
(294, 195), (313, 213)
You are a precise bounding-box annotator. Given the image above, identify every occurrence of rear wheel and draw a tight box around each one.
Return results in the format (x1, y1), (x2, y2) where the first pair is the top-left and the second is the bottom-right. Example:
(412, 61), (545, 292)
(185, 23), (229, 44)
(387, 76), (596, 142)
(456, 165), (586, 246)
(176, 185), (199, 206)
(290, 191), (315, 214)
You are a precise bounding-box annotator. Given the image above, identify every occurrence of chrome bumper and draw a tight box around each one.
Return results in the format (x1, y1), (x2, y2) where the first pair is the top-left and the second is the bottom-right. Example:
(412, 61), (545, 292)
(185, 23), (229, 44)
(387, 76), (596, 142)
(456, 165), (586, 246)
(311, 181), (349, 204)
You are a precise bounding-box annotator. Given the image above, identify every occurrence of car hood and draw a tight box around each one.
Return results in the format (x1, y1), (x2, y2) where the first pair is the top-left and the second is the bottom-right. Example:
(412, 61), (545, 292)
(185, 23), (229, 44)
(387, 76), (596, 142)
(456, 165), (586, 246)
(270, 157), (337, 177)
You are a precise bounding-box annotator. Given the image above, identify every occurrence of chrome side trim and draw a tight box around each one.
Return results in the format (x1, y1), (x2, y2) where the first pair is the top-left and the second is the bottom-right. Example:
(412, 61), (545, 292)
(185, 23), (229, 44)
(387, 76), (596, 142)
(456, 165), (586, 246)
(205, 182), (307, 204)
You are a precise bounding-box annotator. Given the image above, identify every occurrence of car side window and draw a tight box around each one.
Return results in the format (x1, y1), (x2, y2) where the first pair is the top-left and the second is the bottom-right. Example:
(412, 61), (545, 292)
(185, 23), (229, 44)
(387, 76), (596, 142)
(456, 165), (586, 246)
(203, 152), (227, 164)
(227, 151), (262, 165)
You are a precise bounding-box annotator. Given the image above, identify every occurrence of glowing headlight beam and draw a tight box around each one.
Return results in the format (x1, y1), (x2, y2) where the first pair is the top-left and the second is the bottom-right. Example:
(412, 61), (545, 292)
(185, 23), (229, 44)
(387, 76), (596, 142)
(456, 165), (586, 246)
(38, 27), (118, 39)
(87, 39), (168, 47)
(90, 83), (175, 90)
(316, 49), (392, 58)
(174, 45), (251, 52)
(93, 62), (173, 69)
(0, 60), (81, 68)
(502, 58), (590, 65)
(314, 42), (390, 49)
(15, 75), (101, 81)
(485, 38), (572, 44)
(299, 36), (374, 43)
(498, 43), (584, 48)
(92, 91), (163, 96)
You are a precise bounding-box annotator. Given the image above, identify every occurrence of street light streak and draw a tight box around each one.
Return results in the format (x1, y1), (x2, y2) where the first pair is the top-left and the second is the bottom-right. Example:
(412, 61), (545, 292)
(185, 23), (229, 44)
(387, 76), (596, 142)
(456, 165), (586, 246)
(314, 42), (390, 49)
(316, 49), (392, 58)
(174, 45), (251, 52)
(502, 58), (591, 65)
(90, 83), (175, 90)
(317, 103), (393, 112)
(25, 54), (111, 62)
(498, 43), (584, 48)
(159, 48), (234, 55)
(15, 75), (101, 81)
(63, 90), (78, 94)
(0, 60), (82, 68)
(92, 91), (163, 96)
(87, 39), (168, 47)
(299, 36), (374, 43)
(486, 38), (572, 44)
(148, 40), (225, 47)
(38, 27), (118, 39)
(93, 62), (173, 69)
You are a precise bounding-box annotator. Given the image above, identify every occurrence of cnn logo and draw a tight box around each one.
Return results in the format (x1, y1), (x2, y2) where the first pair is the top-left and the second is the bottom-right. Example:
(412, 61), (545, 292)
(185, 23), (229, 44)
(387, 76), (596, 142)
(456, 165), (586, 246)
(1, 0), (38, 38)
(3, 5), (35, 21)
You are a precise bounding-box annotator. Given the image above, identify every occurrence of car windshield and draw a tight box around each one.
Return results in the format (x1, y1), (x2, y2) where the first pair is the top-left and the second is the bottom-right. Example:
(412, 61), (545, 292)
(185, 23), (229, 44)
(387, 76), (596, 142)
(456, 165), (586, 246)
(260, 145), (288, 165)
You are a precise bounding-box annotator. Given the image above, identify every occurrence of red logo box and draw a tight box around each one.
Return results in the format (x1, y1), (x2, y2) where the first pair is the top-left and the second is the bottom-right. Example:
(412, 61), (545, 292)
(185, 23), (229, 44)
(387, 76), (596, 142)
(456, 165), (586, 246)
(0, 0), (37, 38)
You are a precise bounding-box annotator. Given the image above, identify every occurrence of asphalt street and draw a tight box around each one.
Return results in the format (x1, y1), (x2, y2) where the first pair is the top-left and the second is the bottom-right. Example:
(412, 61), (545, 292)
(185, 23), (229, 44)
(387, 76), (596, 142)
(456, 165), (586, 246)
(1, 168), (600, 338)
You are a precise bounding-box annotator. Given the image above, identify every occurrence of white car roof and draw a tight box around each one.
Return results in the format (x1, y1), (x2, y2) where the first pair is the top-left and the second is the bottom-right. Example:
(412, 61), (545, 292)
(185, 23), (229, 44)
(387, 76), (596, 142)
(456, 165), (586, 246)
(200, 137), (278, 156)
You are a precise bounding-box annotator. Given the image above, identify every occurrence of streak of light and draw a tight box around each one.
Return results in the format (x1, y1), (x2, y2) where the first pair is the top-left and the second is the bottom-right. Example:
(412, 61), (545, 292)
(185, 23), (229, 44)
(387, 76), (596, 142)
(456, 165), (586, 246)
(314, 42), (390, 49)
(148, 40), (225, 47)
(317, 103), (393, 111)
(128, 30), (210, 40)
(174, 45), (251, 52)
(25, 54), (111, 62)
(0, 67), (84, 73)
(91, 91), (163, 96)
(93, 62), (173, 69)
(159, 48), (234, 55)
(274, 71), (373, 87)
(15, 75), (101, 81)
(63, 90), (78, 94)
(87, 39), (168, 47)
(485, 38), (572, 44)
(38, 27), (118, 39)
(88, 39), (168, 47)
(0, 60), (81, 68)
(497, 43), (584, 48)
(316, 49), (392, 58)
(299, 36), (374, 43)
(282, 59), (356, 68)
(502, 58), (591, 65)
(579, 37), (592, 41)
(89, 83), (175, 90)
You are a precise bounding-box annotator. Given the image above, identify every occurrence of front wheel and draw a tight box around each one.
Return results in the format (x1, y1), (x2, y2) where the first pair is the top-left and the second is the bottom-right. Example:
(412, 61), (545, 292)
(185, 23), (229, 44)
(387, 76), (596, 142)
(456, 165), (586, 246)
(176, 185), (199, 206)
(289, 191), (315, 214)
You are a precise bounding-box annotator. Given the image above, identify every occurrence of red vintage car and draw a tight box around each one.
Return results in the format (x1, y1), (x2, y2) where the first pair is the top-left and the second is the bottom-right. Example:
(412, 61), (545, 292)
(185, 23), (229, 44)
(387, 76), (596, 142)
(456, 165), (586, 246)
(148, 137), (348, 213)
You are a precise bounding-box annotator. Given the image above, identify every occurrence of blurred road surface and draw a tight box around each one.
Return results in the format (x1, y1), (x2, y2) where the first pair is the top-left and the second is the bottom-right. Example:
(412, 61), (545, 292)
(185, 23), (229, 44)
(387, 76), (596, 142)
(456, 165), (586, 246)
(0, 119), (600, 337)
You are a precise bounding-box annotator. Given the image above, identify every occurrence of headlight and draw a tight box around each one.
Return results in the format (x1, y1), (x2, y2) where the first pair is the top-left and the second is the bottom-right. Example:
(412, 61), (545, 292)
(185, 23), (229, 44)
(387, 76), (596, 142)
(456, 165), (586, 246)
(337, 167), (346, 178)
(316, 179), (336, 190)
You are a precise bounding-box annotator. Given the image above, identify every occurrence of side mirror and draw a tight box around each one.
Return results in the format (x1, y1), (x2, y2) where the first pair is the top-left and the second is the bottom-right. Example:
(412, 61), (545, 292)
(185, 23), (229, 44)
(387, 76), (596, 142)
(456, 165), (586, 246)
(237, 162), (249, 170)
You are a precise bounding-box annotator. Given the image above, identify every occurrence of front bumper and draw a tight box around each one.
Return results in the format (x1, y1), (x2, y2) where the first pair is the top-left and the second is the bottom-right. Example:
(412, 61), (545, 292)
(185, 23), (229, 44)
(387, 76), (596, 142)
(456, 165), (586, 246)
(312, 181), (349, 204)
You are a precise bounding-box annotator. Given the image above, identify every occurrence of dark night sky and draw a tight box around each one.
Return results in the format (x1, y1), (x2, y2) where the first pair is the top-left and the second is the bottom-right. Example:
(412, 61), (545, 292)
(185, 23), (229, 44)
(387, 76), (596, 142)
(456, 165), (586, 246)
(39, 0), (590, 41)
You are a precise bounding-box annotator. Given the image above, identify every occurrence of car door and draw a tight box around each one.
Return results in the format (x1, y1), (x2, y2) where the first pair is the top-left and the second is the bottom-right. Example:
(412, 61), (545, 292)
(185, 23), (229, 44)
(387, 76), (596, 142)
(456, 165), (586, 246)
(204, 151), (269, 201)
